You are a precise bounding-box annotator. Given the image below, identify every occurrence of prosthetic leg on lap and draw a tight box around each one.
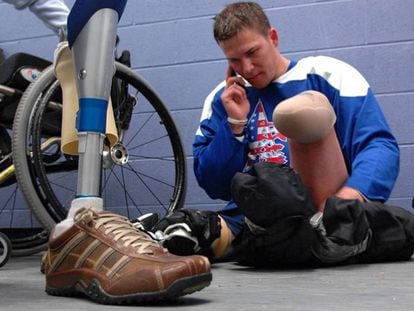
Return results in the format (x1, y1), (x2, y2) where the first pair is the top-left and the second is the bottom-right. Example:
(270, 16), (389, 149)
(273, 91), (348, 210)
(54, 1), (127, 236)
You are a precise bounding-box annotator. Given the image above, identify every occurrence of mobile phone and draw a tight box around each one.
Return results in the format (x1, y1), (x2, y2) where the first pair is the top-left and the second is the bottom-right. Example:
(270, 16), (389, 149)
(231, 69), (247, 91)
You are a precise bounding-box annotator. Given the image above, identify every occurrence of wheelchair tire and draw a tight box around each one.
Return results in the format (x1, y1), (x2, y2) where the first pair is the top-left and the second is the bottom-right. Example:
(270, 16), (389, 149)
(0, 232), (12, 267)
(12, 62), (187, 230)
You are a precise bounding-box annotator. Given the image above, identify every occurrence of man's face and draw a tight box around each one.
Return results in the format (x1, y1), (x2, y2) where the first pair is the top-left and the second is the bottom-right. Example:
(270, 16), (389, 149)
(219, 27), (279, 89)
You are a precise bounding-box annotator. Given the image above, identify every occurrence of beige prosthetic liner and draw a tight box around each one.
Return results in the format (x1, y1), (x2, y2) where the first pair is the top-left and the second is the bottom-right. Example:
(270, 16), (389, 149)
(273, 91), (348, 210)
(54, 42), (118, 156)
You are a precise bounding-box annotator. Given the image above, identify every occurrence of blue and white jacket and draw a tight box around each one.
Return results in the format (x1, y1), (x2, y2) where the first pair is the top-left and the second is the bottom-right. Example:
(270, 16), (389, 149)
(193, 56), (399, 236)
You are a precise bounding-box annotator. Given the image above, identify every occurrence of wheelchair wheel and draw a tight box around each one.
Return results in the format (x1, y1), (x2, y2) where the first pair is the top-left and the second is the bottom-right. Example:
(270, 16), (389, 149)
(0, 228), (48, 257)
(0, 232), (12, 267)
(7, 229), (48, 257)
(0, 128), (49, 256)
(0, 190), (49, 256)
(12, 62), (187, 231)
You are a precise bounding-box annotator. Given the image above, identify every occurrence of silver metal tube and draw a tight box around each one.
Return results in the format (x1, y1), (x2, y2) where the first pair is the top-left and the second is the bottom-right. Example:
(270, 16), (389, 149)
(70, 8), (119, 197)
(71, 8), (118, 100)
(76, 132), (105, 196)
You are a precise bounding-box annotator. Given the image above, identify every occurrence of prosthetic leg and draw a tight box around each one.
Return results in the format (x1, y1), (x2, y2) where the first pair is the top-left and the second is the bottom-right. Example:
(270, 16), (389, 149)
(54, 1), (127, 236)
(273, 91), (348, 210)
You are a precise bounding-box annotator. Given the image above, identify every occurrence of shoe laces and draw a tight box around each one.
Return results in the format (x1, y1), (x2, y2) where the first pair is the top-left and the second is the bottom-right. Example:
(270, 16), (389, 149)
(74, 207), (164, 255)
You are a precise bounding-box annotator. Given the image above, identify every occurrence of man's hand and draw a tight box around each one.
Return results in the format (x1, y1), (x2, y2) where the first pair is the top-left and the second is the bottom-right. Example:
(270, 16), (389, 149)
(335, 186), (364, 202)
(221, 66), (250, 134)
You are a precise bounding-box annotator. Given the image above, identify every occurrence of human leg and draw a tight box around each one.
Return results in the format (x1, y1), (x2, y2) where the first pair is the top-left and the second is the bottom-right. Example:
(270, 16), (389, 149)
(273, 90), (348, 210)
(273, 93), (414, 264)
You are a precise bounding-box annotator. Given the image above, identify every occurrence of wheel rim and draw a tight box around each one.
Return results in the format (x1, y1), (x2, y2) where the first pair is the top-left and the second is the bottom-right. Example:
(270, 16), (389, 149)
(23, 63), (186, 225)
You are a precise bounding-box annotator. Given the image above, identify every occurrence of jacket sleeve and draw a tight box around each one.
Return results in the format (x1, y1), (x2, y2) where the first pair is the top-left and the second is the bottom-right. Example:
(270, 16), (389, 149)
(311, 56), (399, 202)
(193, 86), (248, 201)
(5, 0), (69, 35)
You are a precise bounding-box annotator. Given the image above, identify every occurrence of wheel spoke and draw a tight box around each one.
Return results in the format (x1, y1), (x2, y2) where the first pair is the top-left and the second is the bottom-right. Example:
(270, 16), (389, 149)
(11, 63), (186, 229)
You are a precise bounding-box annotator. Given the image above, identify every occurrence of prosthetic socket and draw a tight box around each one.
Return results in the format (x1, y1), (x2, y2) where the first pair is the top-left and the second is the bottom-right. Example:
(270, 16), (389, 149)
(54, 43), (118, 155)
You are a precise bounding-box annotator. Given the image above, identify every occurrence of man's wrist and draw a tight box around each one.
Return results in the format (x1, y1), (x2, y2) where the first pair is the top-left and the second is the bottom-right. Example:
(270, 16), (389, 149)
(230, 124), (245, 136)
(227, 116), (248, 125)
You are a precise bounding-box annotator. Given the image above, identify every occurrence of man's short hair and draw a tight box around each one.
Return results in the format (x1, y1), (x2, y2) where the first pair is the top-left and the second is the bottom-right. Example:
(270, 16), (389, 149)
(213, 2), (271, 42)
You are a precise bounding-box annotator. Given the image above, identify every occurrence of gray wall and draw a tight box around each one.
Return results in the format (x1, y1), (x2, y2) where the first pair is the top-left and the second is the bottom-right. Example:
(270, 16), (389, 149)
(1, 0), (413, 226)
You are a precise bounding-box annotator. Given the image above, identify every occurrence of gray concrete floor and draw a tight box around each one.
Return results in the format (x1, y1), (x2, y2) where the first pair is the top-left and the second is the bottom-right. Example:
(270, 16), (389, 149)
(1, 253), (414, 311)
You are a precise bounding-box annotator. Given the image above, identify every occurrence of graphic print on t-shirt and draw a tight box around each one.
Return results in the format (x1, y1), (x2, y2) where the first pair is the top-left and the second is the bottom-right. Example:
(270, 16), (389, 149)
(245, 100), (288, 170)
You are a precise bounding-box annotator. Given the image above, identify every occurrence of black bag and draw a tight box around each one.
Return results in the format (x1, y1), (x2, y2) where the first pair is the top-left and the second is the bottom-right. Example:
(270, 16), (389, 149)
(357, 201), (414, 263)
(233, 215), (318, 267)
(231, 162), (316, 227)
(315, 197), (414, 264)
(230, 162), (318, 267)
(230, 162), (414, 266)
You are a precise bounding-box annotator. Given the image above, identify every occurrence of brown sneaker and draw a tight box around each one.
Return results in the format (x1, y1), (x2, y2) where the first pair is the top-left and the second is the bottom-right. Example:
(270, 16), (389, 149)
(43, 207), (212, 304)
(40, 251), (47, 274)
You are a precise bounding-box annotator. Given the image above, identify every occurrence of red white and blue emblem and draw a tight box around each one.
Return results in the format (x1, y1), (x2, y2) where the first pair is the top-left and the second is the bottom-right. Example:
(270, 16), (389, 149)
(245, 100), (288, 169)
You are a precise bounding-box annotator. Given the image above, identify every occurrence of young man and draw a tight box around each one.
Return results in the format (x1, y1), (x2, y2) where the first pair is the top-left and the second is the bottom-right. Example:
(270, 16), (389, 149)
(153, 2), (414, 267)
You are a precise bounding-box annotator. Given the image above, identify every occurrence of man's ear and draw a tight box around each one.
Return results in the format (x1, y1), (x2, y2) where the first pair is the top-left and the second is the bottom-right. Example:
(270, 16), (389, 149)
(269, 27), (278, 47)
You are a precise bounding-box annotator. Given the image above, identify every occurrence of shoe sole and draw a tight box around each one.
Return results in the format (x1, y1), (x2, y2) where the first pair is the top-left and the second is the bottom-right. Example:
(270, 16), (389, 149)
(46, 272), (212, 305)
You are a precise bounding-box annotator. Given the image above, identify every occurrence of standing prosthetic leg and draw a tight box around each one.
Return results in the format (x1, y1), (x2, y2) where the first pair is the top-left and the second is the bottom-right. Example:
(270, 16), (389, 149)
(43, 3), (213, 301)
(273, 91), (348, 210)
(54, 1), (127, 236)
